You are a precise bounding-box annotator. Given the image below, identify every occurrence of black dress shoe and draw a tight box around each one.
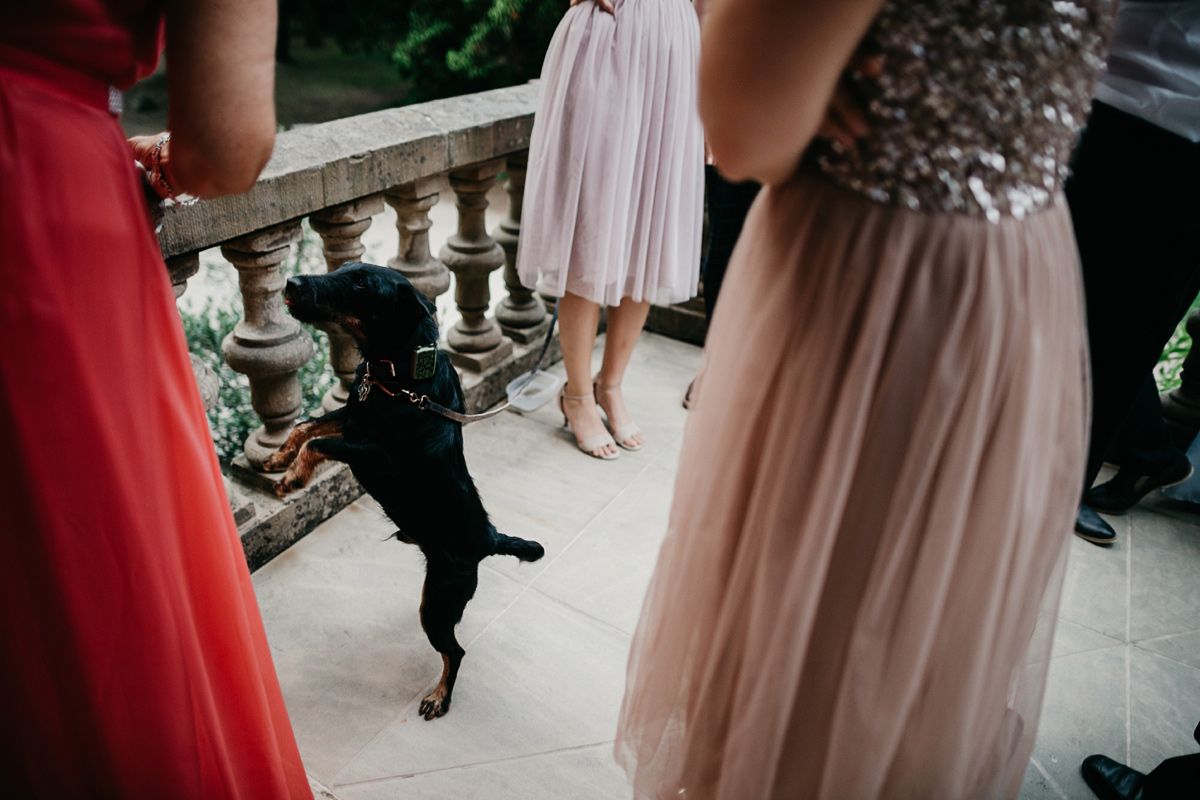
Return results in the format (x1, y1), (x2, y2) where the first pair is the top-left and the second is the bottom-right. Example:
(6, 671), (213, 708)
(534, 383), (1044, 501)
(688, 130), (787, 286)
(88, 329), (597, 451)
(1086, 454), (1195, 514)
(1081, 754), (1146, 800)
(1075, 503), (1117, 545)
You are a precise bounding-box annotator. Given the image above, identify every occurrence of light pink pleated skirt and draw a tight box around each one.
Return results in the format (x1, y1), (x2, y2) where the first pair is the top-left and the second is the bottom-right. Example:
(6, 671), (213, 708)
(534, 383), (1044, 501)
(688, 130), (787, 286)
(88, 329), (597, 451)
(616, 176), (1089, 799)
(516, 0), (703, 307)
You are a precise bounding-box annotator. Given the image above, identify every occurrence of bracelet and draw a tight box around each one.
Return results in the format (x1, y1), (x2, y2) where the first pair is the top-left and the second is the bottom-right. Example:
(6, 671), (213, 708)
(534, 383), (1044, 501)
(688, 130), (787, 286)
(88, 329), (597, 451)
(147, 132), (176, 200)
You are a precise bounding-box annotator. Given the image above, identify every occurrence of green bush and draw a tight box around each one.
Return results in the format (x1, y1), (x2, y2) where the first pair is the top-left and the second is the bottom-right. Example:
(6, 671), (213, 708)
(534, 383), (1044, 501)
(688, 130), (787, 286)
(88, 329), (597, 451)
(392, 0), (566, 102)
(180, 225), (335, 464)
(1155, 294), (1199, 393)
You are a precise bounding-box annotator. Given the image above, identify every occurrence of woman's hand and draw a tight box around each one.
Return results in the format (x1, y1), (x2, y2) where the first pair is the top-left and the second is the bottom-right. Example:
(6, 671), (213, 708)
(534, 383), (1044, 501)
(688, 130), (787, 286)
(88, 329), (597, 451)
(571, 0), (615, 13)
(127, 135), (160, 170)
(815, 53), (884, 150)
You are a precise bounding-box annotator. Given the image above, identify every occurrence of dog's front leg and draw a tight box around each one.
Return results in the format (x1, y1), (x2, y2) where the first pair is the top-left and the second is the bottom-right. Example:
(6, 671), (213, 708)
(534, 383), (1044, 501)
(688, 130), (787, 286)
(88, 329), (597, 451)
(275, 437), (385, 497)
(262, 407), (348, 473)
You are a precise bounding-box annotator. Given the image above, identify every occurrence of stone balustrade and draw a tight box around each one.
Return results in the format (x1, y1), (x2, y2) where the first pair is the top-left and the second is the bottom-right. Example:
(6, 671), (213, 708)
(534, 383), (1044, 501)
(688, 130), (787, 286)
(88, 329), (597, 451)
(160, 84), (549, 567)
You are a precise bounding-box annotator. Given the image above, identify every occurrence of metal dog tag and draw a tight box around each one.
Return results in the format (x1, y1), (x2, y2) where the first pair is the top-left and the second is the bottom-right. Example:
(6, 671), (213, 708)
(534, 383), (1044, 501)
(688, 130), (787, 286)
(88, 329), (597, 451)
(412, 345), (438, 381)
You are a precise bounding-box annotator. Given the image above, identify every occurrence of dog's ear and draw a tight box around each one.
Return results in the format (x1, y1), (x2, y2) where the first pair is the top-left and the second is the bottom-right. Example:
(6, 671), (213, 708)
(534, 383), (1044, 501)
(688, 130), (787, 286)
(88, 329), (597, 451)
(415, 291), (436, 317)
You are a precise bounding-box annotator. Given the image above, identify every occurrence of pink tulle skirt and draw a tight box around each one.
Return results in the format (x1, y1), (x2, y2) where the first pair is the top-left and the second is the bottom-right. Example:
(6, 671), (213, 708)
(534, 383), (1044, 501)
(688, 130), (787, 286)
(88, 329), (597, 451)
(517, 0), (703, 306)
(616, 175), (1088, 799)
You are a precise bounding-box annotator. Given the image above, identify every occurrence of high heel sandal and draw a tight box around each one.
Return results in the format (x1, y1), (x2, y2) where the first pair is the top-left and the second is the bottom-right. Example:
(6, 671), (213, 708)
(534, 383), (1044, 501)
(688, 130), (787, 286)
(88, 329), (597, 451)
(593, 380), (644, 451)
(559, 389), (620, 460)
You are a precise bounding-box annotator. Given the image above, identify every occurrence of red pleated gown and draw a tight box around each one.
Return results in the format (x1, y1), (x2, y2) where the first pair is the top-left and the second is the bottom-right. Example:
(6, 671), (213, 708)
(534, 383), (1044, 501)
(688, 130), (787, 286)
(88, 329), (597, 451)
(0, 3), (311, 797)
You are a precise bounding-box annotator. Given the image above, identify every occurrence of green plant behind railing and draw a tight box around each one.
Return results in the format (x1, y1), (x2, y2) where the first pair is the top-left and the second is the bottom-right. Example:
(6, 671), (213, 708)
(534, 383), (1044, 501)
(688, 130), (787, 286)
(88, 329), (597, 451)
(392, 0), (565, 102)
(1155, 294), (1199, 393)
(180, 224), (334, 464)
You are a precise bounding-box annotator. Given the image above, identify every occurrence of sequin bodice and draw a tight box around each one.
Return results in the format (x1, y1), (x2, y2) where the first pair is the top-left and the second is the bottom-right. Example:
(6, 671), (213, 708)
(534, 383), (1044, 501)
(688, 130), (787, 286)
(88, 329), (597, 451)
(815, 0), (1115, 221)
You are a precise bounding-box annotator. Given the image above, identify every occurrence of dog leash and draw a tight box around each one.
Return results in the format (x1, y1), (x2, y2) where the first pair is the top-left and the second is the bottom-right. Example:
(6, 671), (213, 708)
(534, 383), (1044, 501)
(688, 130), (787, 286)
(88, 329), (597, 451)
(363, 303), (559, 426)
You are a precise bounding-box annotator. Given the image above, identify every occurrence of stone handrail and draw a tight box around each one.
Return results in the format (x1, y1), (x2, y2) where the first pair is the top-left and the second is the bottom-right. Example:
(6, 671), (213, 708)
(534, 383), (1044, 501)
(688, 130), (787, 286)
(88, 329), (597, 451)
(159, 83), (537, 258)
(162, 83), (551, 567)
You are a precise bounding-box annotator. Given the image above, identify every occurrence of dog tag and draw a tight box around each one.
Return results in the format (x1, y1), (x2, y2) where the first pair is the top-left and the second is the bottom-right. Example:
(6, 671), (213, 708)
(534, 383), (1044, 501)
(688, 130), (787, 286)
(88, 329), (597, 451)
(357, 381), (371, 402)
(412, 345), (438, 381)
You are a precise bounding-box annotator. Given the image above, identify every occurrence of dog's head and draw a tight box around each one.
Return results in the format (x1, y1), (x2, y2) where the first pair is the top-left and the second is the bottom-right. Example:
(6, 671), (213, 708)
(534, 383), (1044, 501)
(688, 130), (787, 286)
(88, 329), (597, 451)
(283, 262), (438, 357)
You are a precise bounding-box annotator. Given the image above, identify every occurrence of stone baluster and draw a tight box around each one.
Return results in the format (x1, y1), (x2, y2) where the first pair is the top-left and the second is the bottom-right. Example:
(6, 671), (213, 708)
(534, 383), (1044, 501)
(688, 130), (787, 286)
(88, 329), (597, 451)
(1163, 308), (1200, 439)
(385, 178), (451, 304)
(167, 253), (256, 524)
(221, 222), (315, 470)
(493, 152), (549, 343)
(440, 161), (514, 371)
(310, 196), (385, 411)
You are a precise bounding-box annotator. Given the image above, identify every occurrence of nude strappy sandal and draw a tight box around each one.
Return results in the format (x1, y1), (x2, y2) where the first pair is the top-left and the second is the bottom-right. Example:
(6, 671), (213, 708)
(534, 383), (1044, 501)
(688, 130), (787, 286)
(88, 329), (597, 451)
(594, 380), (644, 451)
(559, 389), (620, 460)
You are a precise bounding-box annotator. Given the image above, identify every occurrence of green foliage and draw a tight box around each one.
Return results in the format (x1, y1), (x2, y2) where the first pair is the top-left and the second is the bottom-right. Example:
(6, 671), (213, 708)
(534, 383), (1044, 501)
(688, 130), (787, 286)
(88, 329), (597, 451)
(179, 225), (335, 464)
(279, 0), (565, 104)
(391, 0), (566, 102)
(1155, 294), (1200, 393)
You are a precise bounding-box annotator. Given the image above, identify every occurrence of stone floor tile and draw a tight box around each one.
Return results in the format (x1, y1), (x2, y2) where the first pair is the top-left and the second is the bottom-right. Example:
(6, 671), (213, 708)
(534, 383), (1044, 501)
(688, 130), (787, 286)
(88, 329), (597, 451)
(1051, 618), (1125, 660)
(1030, 645), (1127, 799)
(531, 463), (674, 635)
(336, 743), (629, 800)
(332, 589), (631, 785)
(1129, 508), (1200, 642)
(254, 498), (526, 782)
(1136, 630), (1200, 671)
(1019, 760), (1070, 800)
(309, 773), (341, 800)
(1058, 535), (1130, 642)
(1129, 647), (1200, 774)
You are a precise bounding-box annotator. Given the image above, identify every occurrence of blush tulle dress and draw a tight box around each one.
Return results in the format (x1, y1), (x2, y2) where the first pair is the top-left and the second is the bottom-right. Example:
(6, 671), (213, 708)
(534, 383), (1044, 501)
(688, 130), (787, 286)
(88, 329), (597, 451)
(517, 0), (704, 307)
(0, 3), (309, 796)
(616, 1), (1115, 797)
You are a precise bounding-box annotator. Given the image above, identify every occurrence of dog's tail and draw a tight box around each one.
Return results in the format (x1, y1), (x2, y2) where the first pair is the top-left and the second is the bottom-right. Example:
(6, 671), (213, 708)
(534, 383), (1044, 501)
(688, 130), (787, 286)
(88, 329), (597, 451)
(493, 533), (545, 562)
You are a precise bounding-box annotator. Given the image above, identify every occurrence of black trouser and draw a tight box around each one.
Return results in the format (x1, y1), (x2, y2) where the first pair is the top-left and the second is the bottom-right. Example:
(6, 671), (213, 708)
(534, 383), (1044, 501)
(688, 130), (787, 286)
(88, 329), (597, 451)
(1142, 720), (1200, 798)
(702, 164), (760, 321)
(1064, 101), (1200, 491)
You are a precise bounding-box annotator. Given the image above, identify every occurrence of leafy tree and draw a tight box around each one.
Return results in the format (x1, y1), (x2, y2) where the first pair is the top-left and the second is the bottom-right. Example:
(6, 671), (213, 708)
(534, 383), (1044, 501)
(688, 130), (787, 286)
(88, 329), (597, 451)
(392, 0), (565, 101)
(277, 0), (567, 102)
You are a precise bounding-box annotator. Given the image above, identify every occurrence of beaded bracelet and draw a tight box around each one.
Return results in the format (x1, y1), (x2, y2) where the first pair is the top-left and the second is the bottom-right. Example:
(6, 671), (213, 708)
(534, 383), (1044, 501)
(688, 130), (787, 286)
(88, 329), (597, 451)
(146, 132), (176, 201)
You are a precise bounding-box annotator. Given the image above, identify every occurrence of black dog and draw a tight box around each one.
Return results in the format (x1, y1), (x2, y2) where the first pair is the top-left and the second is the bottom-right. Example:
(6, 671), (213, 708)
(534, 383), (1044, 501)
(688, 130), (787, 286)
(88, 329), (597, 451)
(265, 262), (545, 719)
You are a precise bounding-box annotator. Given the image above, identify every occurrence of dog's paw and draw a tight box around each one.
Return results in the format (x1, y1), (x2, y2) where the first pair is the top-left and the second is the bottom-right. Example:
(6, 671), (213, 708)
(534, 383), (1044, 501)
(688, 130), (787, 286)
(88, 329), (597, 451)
(262, 450), (295, 472)
(274, 473), (305, 498)
(419, 688), (451, 721)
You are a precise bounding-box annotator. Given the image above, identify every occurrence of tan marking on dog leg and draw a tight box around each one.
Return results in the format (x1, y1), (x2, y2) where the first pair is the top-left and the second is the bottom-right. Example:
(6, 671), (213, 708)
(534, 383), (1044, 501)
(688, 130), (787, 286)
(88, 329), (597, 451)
(419, 655), (452, 720)
(263, 418), (344, 472)
(275, 439), (333, 497)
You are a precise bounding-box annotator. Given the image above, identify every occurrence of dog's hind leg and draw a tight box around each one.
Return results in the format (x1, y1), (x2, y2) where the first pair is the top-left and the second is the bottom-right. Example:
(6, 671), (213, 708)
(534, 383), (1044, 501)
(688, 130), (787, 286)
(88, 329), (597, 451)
(262, 408), (346, 472)
(492, 532), (545, 562)
(417, 561), (478, 720)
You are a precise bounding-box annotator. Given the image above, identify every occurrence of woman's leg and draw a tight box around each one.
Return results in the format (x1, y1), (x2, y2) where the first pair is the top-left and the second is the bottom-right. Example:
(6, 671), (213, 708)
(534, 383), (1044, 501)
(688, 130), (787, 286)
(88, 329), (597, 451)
(558, 291), (619, 458)
(596, 297), (651, 448)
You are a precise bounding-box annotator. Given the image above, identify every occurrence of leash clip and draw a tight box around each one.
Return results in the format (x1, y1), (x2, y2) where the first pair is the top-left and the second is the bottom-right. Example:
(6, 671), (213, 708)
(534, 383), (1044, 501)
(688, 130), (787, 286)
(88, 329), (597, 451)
(399, 388), (429, 408)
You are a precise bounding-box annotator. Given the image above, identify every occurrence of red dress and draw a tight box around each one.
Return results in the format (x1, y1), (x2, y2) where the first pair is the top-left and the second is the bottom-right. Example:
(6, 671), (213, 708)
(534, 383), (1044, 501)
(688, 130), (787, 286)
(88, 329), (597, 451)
(0, 4), (311, 797)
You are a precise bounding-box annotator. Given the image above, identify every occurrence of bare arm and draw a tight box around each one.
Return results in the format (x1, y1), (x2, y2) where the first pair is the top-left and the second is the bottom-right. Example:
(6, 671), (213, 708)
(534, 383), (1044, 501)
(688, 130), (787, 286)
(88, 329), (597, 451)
(162, 0), (277, 197)
(700, 0), (885, 186)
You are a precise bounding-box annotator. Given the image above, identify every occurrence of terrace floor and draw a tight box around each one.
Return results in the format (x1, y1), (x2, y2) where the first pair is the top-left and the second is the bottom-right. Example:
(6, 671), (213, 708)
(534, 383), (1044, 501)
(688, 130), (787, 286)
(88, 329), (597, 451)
(251, 332), (1200, 800)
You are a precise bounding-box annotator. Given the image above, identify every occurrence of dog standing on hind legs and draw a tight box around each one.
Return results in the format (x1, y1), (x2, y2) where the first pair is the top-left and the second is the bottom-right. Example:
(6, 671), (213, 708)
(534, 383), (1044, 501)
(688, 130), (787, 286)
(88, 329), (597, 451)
(263, 262), (545, 719)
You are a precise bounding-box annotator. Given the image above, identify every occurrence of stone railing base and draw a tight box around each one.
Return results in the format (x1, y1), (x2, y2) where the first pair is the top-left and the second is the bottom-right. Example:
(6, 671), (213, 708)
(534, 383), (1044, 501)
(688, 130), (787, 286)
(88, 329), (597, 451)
(228, 461), (363, 571)
(646, 298), (707, 347)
